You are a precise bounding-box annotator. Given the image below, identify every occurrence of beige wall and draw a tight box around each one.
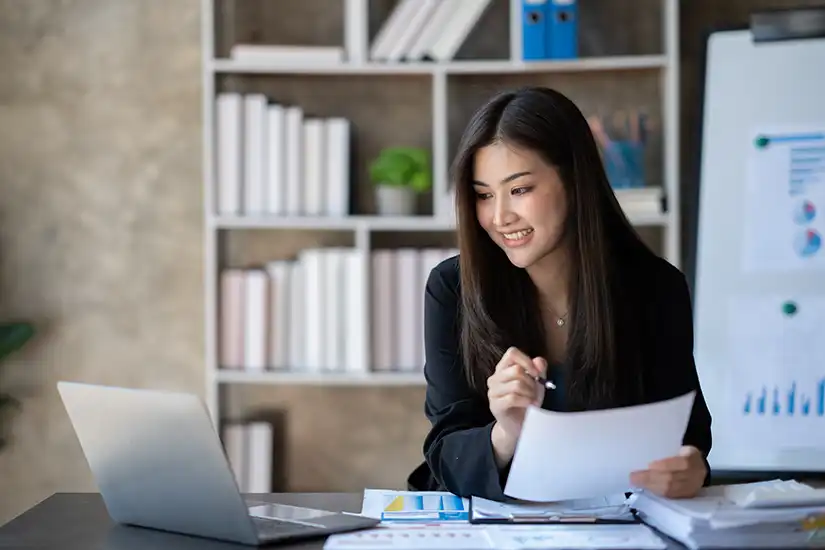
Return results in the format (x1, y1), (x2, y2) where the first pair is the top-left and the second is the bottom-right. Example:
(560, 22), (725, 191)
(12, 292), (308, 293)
(0, 0), (204, 523)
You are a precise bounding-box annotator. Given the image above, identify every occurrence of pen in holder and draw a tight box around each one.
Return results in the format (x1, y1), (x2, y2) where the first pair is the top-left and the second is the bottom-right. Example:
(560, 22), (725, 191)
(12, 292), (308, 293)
(588, 110), (648, 190)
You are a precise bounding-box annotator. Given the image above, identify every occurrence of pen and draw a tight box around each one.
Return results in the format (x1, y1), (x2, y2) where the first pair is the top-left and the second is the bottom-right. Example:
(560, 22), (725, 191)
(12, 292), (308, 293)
(534, 376), (556, 390)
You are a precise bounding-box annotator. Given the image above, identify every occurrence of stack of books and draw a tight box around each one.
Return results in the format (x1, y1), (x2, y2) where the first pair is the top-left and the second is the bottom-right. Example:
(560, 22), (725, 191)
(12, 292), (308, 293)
(630, 479), (825, 549)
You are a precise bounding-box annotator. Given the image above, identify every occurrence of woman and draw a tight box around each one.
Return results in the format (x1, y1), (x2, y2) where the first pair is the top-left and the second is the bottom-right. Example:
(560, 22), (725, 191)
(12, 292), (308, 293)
(407, 86), (712, 502)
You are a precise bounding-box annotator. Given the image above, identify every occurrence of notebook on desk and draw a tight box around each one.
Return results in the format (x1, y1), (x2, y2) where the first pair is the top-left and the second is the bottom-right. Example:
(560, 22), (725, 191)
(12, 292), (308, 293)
(468, 493), (639, 525)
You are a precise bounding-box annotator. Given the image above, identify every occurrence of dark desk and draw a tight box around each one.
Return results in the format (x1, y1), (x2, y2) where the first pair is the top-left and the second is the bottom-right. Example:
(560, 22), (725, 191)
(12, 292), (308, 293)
(0, 493), (360, 550)
(0, 492), (704, 550)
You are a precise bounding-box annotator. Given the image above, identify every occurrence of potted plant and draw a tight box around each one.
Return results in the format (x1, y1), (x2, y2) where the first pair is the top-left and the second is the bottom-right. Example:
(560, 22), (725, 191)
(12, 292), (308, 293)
(0, 321), (35, 452)
(369, 146), (432, 216)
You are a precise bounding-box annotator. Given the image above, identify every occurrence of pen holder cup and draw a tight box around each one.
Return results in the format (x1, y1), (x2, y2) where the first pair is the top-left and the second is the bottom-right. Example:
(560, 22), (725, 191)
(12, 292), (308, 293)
(602, 140), (646, 190)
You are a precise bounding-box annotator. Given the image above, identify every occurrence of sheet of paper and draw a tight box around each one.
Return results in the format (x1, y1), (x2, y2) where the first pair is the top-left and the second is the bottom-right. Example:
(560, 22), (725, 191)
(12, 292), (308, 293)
(360, 489), (469, 522)
(323, 525), (490, 550)
(323, 524), (667, 550)
(484, 524), (667, 550)
(723, 295), (825, 452)
(503, 391), (695, 502)
(743, 125), (825, 273)
(471, 493), (635, 522)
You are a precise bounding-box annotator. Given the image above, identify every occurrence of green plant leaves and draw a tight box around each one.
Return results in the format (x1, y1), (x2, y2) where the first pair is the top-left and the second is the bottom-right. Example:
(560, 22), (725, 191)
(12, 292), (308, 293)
(0, 322), (34, 361)
(368, 146), (432, 191)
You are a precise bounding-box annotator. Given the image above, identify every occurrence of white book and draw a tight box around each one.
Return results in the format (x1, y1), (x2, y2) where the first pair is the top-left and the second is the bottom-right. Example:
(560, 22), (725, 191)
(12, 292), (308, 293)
(243, 94), (268, 215)
(369, 0), (421, 61)
(230, 44), (344, 65)
(300, 249), (325, 372)
(216, 93), (243, 215)
(284, 106), (304, 215)
(265, 104), (286, 215)
(303, 118), (325, 216)
(288, 261), (305, 371)
(371, 250), (395, 371)
(344, 249), (369, 373)
(322, 248), (345, 371)
(344, 0), (368, 64)
(394, 249), (421, 371)
(406, 0), (462, 61)
(419, 249), (446, 370)
(243, 269), (268, 371)
(324, 118), (351, 217)
(427, 0), (493, 62)
(222, 423), (247, 491)
(220, 269), (245, 370)
(385, 0), (439, 62)
(245, 421), (273, 493)
(265, 261), (291, 370)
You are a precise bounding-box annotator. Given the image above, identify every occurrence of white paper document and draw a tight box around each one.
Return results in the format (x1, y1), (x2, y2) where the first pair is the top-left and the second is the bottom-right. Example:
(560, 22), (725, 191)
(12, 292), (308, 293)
(470, 493), (635, 522)
(324, 524), (666, 550)
(323, 525), (491, 550)
(743, 125), (825, 273)
(723, 294), (825, 453)
(484, 524), (667, 549)
(504, 391), (695, 502)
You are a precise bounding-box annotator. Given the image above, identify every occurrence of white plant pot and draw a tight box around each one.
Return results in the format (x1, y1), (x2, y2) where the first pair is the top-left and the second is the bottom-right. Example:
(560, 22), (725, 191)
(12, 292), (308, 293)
(375, 185), (416, 216)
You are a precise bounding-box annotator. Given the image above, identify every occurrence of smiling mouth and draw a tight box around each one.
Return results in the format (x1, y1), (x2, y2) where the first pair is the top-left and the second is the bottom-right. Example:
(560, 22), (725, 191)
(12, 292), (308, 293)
(501, 228), (534, 241)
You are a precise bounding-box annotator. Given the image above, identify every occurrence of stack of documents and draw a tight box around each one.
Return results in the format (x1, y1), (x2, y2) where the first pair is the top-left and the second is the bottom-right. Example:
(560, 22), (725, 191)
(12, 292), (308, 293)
(469, 494), (637, 524)
(332, 489), (669, 549)
(629, 480), (825, 548)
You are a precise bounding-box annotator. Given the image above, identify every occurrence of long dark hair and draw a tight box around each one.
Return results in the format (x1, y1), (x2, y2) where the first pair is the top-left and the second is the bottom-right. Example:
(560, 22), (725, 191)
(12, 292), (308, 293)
(452, 86), (652, 411)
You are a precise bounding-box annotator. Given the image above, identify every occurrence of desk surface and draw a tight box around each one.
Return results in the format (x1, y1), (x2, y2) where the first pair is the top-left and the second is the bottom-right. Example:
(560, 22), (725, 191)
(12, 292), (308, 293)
(0, 493), (361, 550)
(0, 491), (704, 550)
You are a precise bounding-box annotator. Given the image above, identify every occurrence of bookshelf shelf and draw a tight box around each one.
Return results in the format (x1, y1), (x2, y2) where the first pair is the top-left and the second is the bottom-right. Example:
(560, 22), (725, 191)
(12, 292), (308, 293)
(209, 208), (669, 232)
(210, 54), (668, 76)
(209, 214), (456, 232)
(215, 369), (426, 387)
(202, 0), (682, 428)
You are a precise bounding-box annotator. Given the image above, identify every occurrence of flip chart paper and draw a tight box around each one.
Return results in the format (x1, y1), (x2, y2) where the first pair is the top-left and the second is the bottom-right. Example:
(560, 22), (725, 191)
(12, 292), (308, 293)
(504, 391), (695, 502)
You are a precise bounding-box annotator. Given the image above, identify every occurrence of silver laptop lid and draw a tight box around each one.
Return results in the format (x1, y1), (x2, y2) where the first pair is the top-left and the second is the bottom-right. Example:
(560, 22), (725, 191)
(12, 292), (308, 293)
(57, 381), (260, 545)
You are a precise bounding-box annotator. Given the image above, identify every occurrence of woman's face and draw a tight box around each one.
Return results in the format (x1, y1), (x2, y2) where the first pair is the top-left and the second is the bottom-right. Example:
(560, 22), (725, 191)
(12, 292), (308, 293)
(472, 141), (569, 269)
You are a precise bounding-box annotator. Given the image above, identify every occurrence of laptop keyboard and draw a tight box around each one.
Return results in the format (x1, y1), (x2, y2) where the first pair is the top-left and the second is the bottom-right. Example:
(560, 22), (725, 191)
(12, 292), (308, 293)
(251, 516), (320, 539)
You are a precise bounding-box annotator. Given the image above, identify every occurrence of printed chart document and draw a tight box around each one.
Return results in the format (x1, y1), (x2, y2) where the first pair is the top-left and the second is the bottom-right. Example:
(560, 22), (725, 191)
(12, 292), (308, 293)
(743, 125), (825, 273)
(723, 294), (825, 452)
(360, 489), (469, 522)
(323, 523), (666, 549)
(504, 391), (695, 502)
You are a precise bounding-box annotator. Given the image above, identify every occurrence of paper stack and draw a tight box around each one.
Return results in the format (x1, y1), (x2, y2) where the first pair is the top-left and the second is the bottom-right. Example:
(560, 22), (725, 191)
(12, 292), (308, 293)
(629, 480), (825, 549)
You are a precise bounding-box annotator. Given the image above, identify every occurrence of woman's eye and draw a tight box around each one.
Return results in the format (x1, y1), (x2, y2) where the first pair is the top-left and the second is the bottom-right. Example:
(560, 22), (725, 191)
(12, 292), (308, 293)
(512, 186), (532, 196)
(476, 192), (492, 200)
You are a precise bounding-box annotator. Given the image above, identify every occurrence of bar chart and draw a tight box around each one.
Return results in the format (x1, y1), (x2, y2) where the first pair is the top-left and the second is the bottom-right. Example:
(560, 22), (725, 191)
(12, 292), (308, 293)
(742, 379), (825, 417)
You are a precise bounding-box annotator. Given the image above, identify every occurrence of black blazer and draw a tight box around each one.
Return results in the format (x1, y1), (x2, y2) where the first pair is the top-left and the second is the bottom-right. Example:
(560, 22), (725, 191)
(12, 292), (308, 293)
(407, 253), (713, 501)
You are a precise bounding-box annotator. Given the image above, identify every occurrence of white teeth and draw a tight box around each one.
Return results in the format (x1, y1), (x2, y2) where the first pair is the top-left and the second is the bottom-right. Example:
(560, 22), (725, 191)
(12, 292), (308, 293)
(502, 228), (534, 240)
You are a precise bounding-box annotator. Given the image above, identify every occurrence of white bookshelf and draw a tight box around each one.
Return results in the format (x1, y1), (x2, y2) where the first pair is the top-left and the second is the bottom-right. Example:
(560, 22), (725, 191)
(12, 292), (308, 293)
(201, 0), (681, 425)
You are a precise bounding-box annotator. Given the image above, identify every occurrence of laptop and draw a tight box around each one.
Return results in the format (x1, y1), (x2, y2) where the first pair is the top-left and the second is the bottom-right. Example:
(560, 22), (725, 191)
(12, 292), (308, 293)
(56, 381), (379, 546)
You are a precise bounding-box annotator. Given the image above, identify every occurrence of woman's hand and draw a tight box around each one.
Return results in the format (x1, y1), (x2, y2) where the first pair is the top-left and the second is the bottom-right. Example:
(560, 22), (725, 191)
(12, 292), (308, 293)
(487, 347), (547, 467)
(630, 445), (707, 498)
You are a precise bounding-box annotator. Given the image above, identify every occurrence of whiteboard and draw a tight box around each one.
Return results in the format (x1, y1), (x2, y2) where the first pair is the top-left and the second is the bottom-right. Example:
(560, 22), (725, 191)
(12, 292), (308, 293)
(692, 27), (825, 475)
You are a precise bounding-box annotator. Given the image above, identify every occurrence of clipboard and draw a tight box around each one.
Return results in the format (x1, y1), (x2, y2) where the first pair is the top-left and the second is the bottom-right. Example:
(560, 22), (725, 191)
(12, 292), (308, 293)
(468, 495), (641, 525)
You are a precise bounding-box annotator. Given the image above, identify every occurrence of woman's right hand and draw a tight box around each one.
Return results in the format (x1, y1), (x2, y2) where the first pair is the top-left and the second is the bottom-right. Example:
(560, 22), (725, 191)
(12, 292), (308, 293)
(487, 347), (547, 466)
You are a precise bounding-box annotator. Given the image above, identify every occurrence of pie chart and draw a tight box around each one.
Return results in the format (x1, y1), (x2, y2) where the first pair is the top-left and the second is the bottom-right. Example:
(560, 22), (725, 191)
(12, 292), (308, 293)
(793, 199), (817, 225)
(794, 228), (822, 257)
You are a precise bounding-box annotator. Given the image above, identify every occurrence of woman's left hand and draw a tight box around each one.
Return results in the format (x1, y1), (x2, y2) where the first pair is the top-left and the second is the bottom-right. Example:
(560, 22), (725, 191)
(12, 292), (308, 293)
(630, 445), (707, 498)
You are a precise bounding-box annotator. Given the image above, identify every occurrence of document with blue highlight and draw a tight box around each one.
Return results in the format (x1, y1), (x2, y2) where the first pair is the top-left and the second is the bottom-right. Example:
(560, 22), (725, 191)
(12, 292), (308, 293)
(361, 489), (470, 522)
